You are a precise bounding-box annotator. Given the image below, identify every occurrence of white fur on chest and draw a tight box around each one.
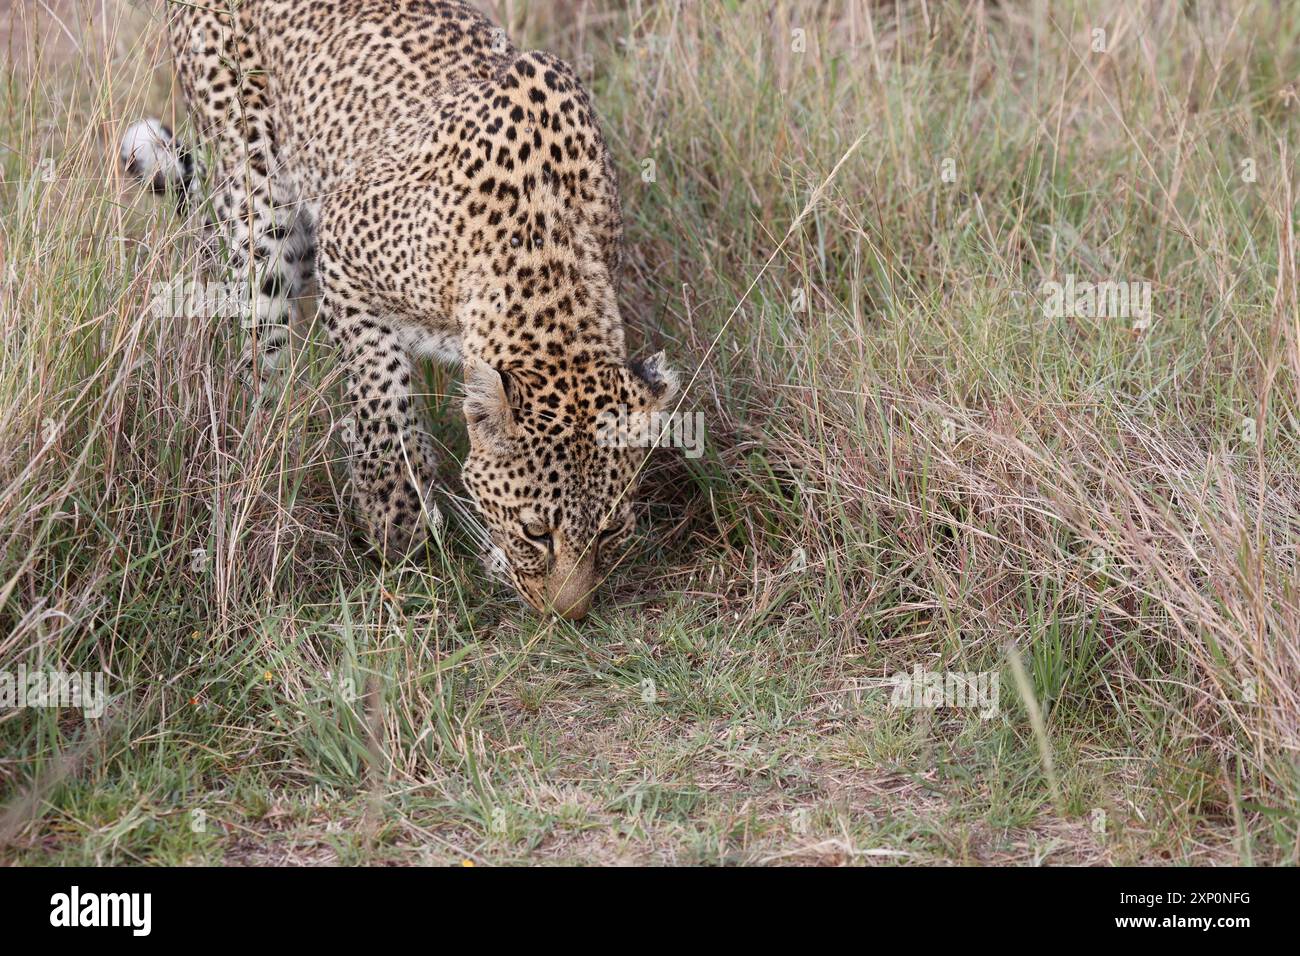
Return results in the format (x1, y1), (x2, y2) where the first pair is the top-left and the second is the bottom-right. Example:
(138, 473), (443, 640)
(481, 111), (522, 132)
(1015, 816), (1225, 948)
(400, 327), (463, 365)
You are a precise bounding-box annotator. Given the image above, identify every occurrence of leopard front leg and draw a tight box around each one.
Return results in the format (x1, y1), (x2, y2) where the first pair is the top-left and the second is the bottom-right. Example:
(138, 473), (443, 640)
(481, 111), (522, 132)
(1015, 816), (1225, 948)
(319, 292), (441, 558)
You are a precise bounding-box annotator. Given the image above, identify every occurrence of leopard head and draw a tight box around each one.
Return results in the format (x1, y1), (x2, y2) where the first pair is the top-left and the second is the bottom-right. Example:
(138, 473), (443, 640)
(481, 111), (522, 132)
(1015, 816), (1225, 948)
(460, 352), (678, 619)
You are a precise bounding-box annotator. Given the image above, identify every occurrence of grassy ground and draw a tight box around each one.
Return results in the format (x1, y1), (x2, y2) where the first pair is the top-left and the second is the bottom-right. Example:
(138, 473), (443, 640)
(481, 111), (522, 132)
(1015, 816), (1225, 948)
(1, 0), (1298, 865)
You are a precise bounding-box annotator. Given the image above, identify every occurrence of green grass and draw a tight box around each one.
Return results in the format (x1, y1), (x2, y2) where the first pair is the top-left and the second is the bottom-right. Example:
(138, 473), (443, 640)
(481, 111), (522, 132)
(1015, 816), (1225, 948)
(1, 0), (1298, 865)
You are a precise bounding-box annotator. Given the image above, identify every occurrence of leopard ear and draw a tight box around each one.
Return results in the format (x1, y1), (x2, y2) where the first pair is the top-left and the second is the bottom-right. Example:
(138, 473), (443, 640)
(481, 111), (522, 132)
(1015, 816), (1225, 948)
(628, 351), (679, 411)
(463, 357), (518, 450)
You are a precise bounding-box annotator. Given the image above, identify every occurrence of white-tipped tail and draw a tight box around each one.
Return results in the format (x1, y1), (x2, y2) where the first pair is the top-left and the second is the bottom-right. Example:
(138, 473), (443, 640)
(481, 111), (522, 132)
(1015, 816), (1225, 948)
(119, 118), (185, 193)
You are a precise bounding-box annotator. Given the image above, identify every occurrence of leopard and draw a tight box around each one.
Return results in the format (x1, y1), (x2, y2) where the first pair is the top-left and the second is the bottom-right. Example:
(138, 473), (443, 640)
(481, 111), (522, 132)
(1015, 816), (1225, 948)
(119, 0), (679, 620)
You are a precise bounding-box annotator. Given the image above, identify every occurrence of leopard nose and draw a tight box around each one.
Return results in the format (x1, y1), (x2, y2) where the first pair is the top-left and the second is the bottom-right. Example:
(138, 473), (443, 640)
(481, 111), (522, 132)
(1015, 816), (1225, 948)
(542, 557), (597, 620)
(555, 592), (592, 621)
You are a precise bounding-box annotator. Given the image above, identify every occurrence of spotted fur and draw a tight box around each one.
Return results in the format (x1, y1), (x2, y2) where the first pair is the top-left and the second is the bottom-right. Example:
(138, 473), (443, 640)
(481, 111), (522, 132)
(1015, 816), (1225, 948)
(123, 0), (678, 618)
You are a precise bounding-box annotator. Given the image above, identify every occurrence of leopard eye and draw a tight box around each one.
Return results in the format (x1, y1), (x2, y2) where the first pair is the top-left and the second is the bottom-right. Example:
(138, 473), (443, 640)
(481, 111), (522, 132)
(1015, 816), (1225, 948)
(521, 522), (552, 547)
(599, 518), (632, 545)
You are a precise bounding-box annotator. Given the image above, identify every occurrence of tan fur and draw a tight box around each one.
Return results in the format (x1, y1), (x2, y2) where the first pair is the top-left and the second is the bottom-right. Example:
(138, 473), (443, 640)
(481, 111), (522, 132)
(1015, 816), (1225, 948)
(133, 0), (677, 617)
